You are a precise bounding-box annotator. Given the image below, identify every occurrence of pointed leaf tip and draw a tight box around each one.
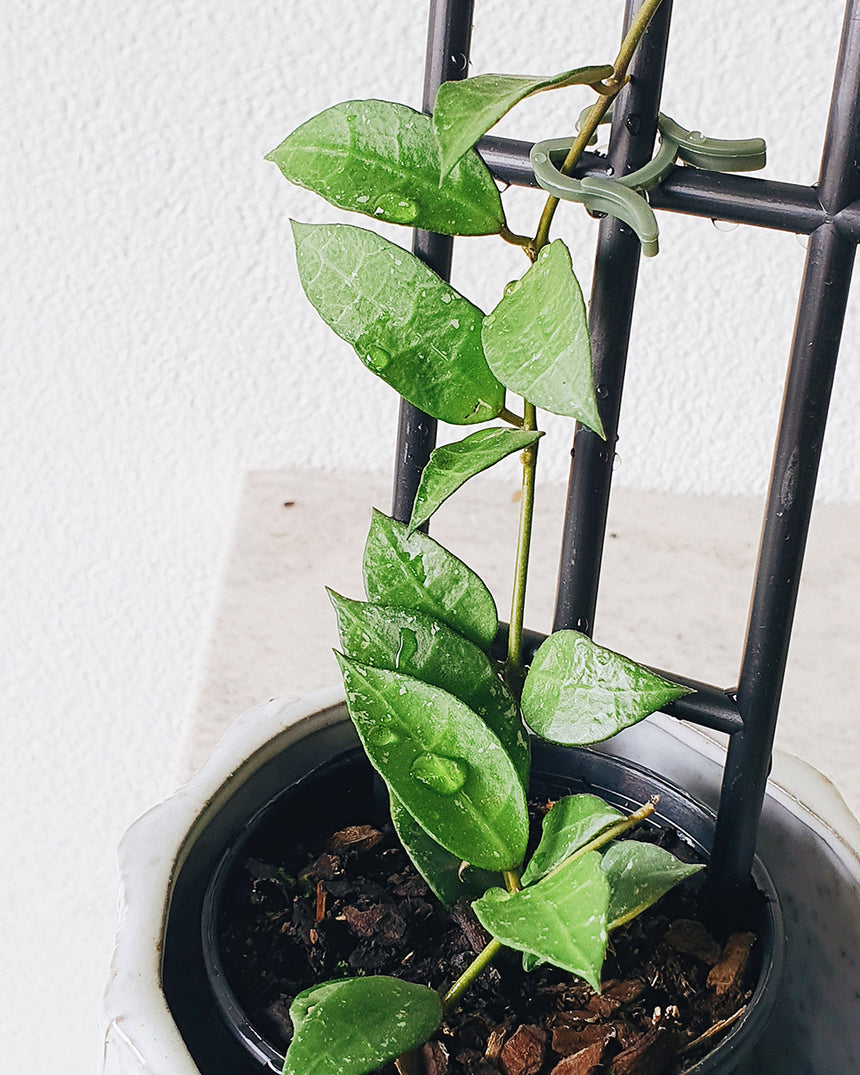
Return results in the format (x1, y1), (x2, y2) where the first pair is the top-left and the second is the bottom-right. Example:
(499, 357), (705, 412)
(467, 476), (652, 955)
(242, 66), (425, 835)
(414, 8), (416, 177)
(522, 631), (690, 746)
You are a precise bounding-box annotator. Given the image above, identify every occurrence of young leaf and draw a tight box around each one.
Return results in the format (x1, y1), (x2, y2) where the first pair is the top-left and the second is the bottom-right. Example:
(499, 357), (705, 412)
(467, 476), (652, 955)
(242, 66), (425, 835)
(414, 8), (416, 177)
(472, 852), (610, 990)
(363, 509), (498, 651)
(337, 656), (529, 871)
(329, 592), (529, 785)
(389, 791), (500, 908)
(292, 221), (504, 425)
(602, 841), (704, 931)
(268, 99), (505, 235)
(283, 976), (442, 1075)
(408, 427), (544, 533)
(521, 630), (690, 746)
(433, 65), (613, 178)
(521, 794), (624, 886)
(482, 239), (605, 435)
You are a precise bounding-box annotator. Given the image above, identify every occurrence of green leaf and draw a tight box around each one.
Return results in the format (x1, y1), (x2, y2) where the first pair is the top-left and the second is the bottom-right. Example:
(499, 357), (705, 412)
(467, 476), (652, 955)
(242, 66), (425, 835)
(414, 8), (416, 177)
(482, 239), (605, 434)
(521, 794), (624, 886)
(602, 841), (704, 931)
(408, 428), (544, 533)
(362, 509), (498, 650)
(329, 592), (529, 785)
(292, 221), (504, 425)
(472, 852), (609, 990)
(268, 99), (504, 235)
(389, 791), (500, 908)
(337, 656), (528, 871)
(521, 630), (690, 746)
(283, 976), (442, 1075)
(433, 66), (613, 178)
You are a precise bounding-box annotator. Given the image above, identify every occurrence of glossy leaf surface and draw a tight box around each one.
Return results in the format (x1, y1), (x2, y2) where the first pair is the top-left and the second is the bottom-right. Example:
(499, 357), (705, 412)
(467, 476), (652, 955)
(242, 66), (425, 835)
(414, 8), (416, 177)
(603, 841), (703, 930)
(409, 428), (544, 534)
(283, 976), (442, 1075)
(389, 791), (499, 908)
(292, 222), (504, 425)
(268, 99), (504, 235)
(362, 510), (497, 650)
(521, 630), (690, 745)
(472, 852), (609, 990)
(337, 656), (528, 871)
(521, 794), (624, 886)
(433, 66), (613, 177)
(482, 240), (604, 433)
(330, 592), (529, 785)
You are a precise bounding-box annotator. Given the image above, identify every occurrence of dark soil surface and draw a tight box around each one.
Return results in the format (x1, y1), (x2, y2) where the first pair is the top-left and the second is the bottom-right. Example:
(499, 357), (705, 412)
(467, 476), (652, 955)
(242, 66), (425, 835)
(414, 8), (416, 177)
(216, 799), (759, 1075)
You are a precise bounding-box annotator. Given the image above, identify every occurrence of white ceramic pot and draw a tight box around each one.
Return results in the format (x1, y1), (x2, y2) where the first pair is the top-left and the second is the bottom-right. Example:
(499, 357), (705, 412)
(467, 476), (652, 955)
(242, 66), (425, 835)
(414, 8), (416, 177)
(102, 687), (860, 1074)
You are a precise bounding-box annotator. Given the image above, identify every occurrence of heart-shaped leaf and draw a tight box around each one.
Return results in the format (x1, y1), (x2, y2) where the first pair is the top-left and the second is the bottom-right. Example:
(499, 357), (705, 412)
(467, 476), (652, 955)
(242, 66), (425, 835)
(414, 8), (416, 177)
(521, 631), (690, 745)
(292, 222), (504, 425)
(389, 791), (500, 908)
(268, 99), (505, 235)
(602, 841), (704, 930)
(362, 510), (498, 651)
(433, 66), (613, 177)
(408, 427), (544, 533)
(337, 656), (528, 871)
(283, 976), (442, 1075)
(521, 794), (624, 886)
(482, 239), (604, 433)
(329, 592), (529, 785)
(472, 851), (609, 990)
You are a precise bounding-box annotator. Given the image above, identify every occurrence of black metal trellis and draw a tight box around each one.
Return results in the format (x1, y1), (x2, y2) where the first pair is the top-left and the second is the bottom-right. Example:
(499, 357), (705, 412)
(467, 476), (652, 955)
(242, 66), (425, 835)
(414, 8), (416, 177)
(393, 0), (860, 910)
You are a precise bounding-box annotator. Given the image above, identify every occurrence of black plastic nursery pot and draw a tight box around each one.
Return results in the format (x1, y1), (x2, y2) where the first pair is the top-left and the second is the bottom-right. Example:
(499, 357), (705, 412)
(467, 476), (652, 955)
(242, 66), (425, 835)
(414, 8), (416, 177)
(167, 707), (783, 1075)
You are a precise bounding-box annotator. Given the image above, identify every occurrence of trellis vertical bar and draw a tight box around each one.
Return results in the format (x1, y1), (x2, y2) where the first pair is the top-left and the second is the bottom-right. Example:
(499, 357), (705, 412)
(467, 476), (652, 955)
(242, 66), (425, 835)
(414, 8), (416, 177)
(553, 0), (674, 634)
(392, 0), (475, 525)
(709, 0), (860, 905)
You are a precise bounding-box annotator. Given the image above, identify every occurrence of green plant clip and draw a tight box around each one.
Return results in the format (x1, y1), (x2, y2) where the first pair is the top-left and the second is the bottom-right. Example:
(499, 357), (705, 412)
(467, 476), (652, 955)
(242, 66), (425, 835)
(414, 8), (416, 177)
(531, 110), (766, 257)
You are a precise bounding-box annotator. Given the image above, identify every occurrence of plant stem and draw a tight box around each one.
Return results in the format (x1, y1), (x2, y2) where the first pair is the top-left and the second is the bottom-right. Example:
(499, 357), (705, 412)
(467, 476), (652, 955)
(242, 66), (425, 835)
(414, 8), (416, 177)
(544, 797), (659, 882)
(506, 401), (538, 684)
(498, 405), (525, 428)
(533, 0), (667, 250)
(440, 800), (656, 1014)
(441, 938), (503, 1011)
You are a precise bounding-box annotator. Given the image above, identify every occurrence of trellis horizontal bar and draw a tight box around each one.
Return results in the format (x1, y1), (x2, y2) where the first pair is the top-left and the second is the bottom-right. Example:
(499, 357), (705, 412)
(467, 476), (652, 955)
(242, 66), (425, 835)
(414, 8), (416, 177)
(478, 134), (860, 238)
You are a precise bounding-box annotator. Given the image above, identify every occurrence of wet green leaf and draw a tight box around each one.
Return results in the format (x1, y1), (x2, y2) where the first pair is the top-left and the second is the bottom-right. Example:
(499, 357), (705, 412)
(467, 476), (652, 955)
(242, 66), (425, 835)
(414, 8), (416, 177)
(268, 99), (504, 235)
(389, 791), (500, 908)
(521, 794), (624, 886)
(337, 656), (528, 871)
(433, 66), (613, 177)
(408, 428), (544, 533)
(482, 239), (604, 434)
(362, 510), (497, 650)
(521, 631), (690, 746)
(472, 852), (609, 990)
(329, 592), (529, 785)
(603, 841), (704, 930)
(292, 221), (504, 425)
(283, 976), (442, 1075)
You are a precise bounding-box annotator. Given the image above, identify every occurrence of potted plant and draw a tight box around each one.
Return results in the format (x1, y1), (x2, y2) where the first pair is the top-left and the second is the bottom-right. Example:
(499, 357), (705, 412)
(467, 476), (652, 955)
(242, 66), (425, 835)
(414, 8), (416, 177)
(103, 3), (787, 1073)
(186, 2), (781, 1072)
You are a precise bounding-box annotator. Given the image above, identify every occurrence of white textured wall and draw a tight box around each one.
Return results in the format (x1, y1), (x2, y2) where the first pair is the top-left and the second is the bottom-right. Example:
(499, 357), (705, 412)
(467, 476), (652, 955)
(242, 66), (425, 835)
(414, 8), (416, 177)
(3, 0), (857, 1068)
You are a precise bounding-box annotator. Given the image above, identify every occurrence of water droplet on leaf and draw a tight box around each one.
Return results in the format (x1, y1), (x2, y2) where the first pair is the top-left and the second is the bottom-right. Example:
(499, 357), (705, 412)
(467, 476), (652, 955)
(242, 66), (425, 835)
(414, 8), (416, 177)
(410, 753), (468, 795)
(504, 279), (522, 296)
(395, 628), (418, 667)
(373, 193), (419, 224)
(363, 346), (391, 372)
(367, 725), (398, 747)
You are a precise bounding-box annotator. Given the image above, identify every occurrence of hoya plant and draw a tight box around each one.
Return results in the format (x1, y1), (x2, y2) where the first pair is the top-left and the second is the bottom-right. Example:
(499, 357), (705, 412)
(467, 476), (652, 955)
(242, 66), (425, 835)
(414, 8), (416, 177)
(267, 1), (705, 1071)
